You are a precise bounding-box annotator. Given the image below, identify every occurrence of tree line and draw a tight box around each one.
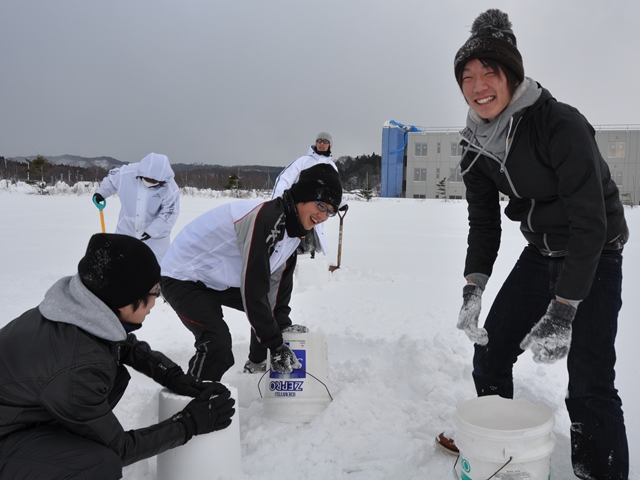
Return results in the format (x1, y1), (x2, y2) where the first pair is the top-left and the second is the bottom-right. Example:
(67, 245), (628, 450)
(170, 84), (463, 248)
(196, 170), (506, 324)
(0, 153), (382, 194)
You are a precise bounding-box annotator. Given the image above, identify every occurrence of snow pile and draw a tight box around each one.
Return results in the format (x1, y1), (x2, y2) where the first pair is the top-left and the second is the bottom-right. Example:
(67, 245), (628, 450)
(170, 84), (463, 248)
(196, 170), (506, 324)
(0, 192), (637, 479)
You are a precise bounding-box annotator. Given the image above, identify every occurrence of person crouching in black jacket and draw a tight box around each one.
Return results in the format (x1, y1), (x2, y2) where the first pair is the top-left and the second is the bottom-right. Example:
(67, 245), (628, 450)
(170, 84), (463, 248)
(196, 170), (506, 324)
(0, 233), (235, 480)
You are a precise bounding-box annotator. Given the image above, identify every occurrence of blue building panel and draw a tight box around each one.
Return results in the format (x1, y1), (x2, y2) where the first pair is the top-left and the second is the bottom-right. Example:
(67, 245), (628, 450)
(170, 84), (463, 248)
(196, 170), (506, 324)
(381, 124), (405, 198)
(382, 120), (423, 197)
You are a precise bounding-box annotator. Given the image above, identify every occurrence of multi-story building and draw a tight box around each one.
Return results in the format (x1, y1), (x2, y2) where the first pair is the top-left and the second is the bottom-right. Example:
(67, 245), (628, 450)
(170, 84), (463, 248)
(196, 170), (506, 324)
(381, 120), (640, 204)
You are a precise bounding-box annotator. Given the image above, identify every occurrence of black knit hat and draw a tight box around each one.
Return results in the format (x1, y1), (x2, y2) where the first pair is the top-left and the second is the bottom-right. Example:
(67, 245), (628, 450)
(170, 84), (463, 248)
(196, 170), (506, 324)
(454, 9), (524, 85)
(78, 233), (160, 311)
(289, 163), (342, 211)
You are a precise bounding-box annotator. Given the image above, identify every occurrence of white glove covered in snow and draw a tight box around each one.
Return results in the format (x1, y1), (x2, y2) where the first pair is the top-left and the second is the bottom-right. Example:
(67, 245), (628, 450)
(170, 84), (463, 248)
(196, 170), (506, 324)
(520, 300), (576, 364)
(281, 324), (309, 334)
(457, 284), (488, 346)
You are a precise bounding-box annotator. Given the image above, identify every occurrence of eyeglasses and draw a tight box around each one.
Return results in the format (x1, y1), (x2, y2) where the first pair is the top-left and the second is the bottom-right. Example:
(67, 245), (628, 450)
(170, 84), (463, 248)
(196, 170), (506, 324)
(316, 139), (330, 144)
(148, 285), (161, 298)
(316, 201), (336, 217)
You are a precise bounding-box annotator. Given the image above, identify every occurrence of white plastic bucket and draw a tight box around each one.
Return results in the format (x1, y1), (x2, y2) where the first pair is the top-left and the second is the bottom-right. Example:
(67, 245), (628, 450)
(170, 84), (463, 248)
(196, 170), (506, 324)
(454, 396), (556, 480)
(157, 385), (241, 480)
(262, 332), (331, 423)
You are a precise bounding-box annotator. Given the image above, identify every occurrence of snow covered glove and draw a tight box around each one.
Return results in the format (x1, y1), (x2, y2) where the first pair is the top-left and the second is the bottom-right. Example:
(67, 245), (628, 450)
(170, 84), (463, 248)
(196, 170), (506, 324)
(281, 324), (309, 334)
(174, 386), (235, 442)
(165, 367), (229, 398)
(520, 300), (576, 364)
(457, 284), (488, 346)
(140, 232), (151, 241)
(269, 343), (302, 374)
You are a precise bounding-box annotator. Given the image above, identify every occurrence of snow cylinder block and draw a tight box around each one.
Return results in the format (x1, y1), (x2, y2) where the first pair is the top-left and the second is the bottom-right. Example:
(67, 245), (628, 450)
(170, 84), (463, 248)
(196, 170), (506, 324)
(295, 256), (329, 288)
(157, 385), (241, 480)
(262, 332), (331, 423)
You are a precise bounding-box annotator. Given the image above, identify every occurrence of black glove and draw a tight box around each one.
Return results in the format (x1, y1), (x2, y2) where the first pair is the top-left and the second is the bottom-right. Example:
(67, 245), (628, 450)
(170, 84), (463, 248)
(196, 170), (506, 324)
(140, 232), (151, 241)
(520, 300), (576, 364)
(269, 343), (302, 374)
(93, 193), (104, 204)
(173, 386), (235, 442)
(165, 367), (229, 398)
(281, 324), (309, 334)
(456, 284), (488, 345)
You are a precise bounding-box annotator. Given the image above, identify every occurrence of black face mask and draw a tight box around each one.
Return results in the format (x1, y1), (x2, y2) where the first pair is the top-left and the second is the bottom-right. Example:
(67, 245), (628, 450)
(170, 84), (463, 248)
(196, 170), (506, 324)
(312, 146), (331, 157)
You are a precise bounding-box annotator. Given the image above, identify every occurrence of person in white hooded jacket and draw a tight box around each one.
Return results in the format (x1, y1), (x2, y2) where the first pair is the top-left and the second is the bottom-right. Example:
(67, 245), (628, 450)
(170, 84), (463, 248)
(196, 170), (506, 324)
(271, 132), (339, 257)
(93, 153), (180, 263)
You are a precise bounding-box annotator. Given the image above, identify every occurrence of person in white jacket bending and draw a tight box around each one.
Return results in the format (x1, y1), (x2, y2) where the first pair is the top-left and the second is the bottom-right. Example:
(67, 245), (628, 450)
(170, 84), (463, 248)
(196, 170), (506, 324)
(160, 164), (343, 380)
(93, 153), (180, 263)
(271, 131), (338, 258)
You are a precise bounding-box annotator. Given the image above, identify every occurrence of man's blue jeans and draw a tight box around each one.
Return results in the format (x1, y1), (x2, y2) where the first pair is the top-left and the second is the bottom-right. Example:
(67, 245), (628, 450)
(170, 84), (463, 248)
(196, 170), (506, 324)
(473, 245), (629, 480)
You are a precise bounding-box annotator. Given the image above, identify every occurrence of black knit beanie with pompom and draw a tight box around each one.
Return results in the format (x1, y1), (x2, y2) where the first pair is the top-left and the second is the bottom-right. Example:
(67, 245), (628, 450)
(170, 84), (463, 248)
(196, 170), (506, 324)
(454, 9), (524, 85)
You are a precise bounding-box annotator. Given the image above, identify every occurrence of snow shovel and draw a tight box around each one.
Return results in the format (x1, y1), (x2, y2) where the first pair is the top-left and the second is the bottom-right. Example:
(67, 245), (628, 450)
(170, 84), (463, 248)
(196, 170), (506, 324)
(93, 195), (107, 233)
(329, 204), (349, 272)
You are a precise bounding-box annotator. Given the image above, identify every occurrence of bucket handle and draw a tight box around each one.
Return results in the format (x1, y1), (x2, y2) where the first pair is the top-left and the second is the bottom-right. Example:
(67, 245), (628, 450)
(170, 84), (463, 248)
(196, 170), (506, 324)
(257, 368), (333, 402)
(452, 455), (513, 480)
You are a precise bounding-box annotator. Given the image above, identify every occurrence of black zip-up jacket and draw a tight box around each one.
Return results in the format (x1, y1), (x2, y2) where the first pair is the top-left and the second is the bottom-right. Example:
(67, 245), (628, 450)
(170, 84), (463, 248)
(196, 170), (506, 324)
(0, 275), (187, 466)
(460, 86), (627, 300)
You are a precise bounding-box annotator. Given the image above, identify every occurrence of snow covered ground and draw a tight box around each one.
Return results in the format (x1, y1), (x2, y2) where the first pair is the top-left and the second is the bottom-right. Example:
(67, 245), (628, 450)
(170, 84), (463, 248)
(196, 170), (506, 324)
(0, 186), (637, 479)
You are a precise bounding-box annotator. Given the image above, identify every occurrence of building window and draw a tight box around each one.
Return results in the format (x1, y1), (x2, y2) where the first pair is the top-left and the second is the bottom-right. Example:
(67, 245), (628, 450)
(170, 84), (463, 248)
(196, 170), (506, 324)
(608, 142), (626, 158)
(413, 168), (426, 182)
(451, 142), (461, 156)
(449, 166), (463, 182)
(413, 194), (426, 199)
(415, 142), (428, 157)
(436, 167), (440, 179)
(437, 142), (441, 154)
(615, 171), (623, 186)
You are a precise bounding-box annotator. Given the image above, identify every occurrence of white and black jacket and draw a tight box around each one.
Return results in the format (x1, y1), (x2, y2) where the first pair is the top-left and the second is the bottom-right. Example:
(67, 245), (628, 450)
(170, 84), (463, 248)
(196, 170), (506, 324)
(161, 195), (303, 349)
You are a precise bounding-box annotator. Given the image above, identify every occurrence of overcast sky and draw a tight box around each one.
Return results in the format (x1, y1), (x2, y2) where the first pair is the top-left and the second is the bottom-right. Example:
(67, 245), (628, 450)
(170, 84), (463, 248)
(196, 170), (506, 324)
(2, 0), (639, 167)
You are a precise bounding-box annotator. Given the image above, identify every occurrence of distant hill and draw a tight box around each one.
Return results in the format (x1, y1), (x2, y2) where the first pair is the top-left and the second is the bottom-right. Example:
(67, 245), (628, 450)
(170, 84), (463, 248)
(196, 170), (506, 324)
(3, 153), (381, 192)
(9, 154), (125, 170)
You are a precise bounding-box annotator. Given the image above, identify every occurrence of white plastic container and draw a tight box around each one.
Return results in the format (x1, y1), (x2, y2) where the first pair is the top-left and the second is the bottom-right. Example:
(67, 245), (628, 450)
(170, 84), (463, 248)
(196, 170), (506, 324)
(262, 332), (331, 423)
(157, 386), (241, 480)
(454, 396), (556, 480)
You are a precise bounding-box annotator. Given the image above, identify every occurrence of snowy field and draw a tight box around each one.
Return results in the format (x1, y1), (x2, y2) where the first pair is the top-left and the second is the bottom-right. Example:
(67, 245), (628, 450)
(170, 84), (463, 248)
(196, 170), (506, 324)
(0, 186), (638, 479)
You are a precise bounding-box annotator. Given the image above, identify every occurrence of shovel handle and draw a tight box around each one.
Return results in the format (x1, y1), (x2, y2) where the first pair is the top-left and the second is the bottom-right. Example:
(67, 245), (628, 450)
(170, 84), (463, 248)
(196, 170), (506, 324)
(329, 204), (348, 272)
(93, 196), (107, 233)
(99, 210), (106, 233)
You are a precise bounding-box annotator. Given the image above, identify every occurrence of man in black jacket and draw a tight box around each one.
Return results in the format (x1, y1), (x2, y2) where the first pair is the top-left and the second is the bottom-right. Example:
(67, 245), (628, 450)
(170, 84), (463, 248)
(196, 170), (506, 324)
(0, 234), (235, 479)
(437, 9), (629, 479)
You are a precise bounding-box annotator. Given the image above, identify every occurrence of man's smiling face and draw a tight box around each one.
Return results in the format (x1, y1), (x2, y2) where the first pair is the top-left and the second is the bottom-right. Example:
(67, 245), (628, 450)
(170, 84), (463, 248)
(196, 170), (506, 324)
(461, 58), (513, 122)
